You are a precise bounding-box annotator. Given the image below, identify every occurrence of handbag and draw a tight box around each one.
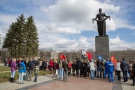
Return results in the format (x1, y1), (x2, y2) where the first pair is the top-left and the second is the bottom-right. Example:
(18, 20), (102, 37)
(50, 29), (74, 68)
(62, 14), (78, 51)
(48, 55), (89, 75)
(127, 72), (130, 78)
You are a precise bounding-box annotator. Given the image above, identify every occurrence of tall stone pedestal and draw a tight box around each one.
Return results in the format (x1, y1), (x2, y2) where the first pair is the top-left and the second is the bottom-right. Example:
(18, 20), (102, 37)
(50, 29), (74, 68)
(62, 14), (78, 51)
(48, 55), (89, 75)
(95, 35), (110, 60)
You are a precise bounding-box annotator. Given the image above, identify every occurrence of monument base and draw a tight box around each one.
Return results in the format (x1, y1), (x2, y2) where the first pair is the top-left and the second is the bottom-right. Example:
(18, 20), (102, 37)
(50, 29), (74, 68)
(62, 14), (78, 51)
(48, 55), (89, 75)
(95, 35), (110, 60)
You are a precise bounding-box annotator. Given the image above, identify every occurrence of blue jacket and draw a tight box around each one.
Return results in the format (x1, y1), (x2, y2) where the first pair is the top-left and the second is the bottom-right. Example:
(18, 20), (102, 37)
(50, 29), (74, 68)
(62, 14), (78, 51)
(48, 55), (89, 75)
(19, 62), (26, 73)
(105, 61), (109, 70)
(108, 61), (114, 72)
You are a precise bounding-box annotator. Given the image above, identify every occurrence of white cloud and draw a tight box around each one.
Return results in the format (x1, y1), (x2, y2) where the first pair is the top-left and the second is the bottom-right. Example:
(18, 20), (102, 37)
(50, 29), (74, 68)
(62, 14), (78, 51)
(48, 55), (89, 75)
(0, 0), (135, 51)
(110, 36), (135, 50)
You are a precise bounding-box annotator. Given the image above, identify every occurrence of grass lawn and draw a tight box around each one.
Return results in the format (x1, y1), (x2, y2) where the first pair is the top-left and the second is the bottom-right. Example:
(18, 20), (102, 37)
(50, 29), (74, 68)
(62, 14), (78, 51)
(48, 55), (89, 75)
(0, 67), (52, 83)
(0, 66), (11, 72)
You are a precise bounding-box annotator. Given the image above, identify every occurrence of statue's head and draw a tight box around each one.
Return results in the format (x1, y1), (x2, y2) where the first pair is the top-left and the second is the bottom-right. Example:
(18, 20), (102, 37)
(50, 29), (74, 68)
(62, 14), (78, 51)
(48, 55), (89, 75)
(99, 8), (102, 12)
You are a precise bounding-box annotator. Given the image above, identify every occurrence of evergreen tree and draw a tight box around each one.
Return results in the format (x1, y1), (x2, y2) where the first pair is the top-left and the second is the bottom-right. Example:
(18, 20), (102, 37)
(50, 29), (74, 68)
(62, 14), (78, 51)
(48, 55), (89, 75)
(3, 14), (39, 58)
(23, 16), (39, 57)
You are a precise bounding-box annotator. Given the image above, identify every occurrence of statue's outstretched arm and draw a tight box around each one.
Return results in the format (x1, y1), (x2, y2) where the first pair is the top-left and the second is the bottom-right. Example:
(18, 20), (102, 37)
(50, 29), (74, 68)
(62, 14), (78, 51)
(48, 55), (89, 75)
(104, 13), (111, 20)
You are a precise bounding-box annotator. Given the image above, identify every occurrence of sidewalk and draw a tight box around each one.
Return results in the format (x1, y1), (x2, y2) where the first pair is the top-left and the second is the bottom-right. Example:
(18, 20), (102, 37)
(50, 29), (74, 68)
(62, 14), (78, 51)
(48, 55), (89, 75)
(0, 74), (135, 90)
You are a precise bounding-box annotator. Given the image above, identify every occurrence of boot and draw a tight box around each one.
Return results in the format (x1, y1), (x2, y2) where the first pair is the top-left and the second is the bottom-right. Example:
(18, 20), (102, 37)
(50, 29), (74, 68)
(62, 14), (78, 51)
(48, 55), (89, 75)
(9, 77), (12, 82)
(12, 78), (15, 83)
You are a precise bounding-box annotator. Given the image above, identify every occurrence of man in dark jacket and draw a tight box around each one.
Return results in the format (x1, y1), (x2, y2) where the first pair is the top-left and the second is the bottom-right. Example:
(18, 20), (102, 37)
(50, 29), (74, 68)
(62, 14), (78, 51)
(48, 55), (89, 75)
(132, 62), (135, 85)
(26, 58), (35, 81)
(62, 60), (68, 82)
(120, 57), (129, 82)
(97, 59), (102, 78)
(76, 58), (82, 76)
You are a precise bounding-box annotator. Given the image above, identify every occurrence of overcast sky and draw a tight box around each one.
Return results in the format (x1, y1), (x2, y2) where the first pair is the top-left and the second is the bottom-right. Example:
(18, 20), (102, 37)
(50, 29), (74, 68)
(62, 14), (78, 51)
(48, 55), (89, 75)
(0, 0), (135, 51)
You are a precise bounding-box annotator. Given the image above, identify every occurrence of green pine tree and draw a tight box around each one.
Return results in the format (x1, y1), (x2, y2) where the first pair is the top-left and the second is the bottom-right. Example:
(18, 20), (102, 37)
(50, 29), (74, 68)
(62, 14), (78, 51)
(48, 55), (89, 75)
(24, 16), (39, 57)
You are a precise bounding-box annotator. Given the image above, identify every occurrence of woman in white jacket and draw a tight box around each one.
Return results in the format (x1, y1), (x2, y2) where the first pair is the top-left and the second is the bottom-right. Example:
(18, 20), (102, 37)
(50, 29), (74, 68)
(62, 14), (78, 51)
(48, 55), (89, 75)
(116, 60), (121, 80)
(89, 60), (96, 79)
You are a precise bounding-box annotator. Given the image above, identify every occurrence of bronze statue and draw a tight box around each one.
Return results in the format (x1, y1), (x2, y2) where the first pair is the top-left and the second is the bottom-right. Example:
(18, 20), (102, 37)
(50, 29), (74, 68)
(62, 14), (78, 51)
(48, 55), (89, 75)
(92, 8), (111, 36)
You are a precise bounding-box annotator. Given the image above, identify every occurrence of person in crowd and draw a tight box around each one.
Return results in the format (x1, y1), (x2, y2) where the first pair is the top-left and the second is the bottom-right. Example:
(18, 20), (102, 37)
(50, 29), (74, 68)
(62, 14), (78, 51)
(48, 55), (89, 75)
(97, 59), (102, 78)
(116, 60), (121, 80)
(4, 58), (7, 66)
(23, 58), (29, 81)
(86, 60), (90, 77)
(68, 60), (72, 75)
(17, 58), (22, 67)
(34, 66), (39, 82)
(120, 57), (129, 82)
(89, 59), (96, 79)
(52, 59), (58, 78)
(58, 59), (63, 79)
(129, 60), (133, 79)
(49, 59), (54, 71)
(18, 60), (26, 84)
(27, 58), (35, 81)
(104, 59), (109, 79)
(81, 60), (85, 77)
(42, 60), (47, 71)
(10, 58), (17, 83)
(83, 60), (88, 77)
(76, 58), (82, 76)
(94, 60), (97, 78)
(8, 58), (12, 67)
(108, 59), (114, 82)
(132, 61), (135, 86)
(72, 60), (76, 76)
(39, 59), (43, 70)
(101, 59), (105, 79)
(62, 59), (68, 82)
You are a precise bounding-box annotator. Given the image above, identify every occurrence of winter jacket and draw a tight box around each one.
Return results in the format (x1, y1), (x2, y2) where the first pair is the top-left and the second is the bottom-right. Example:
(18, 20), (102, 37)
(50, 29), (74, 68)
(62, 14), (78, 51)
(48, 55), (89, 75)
(50, 60), (53, 67)
(72, 63), (76, 70)
(108, 61), (114, 73)
(105, 61), (109, 70)
(19, 62), (26, 73)
(120, 60), (129, 72)
(76, 60), (82, 69)
(62, 61), (68, 72)
(68, 62), (72, 69)
(11, 61), (17, 71)
(89, 61), (96, 70)
(27, 61), (35, 71)
(116, 62), (121, 71)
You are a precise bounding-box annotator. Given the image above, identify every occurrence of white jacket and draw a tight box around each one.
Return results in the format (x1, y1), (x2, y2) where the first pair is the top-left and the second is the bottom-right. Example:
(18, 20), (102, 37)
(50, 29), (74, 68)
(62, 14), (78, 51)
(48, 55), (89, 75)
(89, 62), (96, 70)
(116, 62), (121, 71)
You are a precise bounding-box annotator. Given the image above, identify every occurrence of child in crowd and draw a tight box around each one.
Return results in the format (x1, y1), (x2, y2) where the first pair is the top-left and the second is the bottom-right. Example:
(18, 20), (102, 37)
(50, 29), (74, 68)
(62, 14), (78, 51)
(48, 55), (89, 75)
(34, 66), (39, 82)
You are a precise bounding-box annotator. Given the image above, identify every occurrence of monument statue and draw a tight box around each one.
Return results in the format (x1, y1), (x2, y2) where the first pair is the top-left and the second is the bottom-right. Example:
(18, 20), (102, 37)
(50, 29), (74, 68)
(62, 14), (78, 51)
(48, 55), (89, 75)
(92, 8), (111, 36)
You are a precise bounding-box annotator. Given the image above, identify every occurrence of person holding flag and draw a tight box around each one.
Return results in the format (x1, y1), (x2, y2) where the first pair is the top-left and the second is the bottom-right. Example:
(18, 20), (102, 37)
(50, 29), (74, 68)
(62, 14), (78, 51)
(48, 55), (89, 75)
(108, 59), (114, 82)
(104, 59), (109, 79)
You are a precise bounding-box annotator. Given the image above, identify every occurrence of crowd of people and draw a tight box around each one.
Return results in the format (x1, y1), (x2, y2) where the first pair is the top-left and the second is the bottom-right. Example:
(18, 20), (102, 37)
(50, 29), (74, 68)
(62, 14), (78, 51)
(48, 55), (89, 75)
(4, 57), (135, 86)
(49, 57), (135, 85)
(6, 58), (48, 84)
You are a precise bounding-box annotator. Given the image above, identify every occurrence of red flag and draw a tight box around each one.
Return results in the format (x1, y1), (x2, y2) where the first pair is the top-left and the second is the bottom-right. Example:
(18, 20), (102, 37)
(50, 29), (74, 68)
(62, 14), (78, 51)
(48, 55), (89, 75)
(111, 55), (117, 69)
(60, 54), (66, 60)
(86, 52), (92, 60)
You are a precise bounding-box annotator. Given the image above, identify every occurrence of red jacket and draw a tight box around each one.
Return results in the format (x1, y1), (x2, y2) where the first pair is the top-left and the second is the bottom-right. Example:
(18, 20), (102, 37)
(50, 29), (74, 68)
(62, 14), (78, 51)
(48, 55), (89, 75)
(68, 62), (72, 68)
(49, 60), (53, 67)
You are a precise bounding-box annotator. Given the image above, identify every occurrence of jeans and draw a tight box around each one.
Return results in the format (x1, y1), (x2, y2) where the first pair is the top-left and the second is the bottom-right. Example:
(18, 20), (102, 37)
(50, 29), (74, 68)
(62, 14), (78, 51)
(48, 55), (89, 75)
(34, 73), (38, 82)
(27, 70), (32, 81)
(76, 68), (81, 76)
(63, 71), (68, 82)
(10, 71), (16, 78)
(90, 70), (95, 79)
(123, 71), (128, 82)
(97, 66), (102, 78)
(19, 72), (24, 83)
(59, 68), (63, 79)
